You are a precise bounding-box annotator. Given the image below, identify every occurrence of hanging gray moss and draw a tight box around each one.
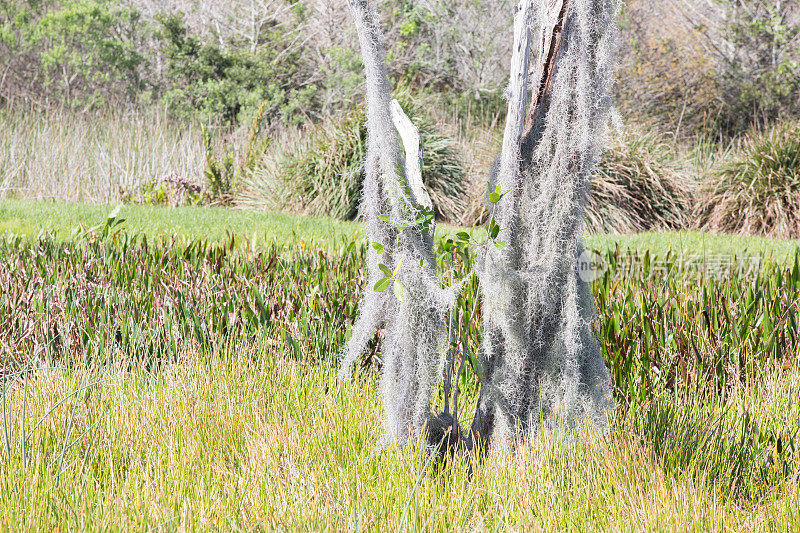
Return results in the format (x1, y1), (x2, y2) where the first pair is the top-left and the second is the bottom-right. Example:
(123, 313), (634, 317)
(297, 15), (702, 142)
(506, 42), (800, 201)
(469, 0), (619, 448)
(340, 0), (619, 453)
(336, 0), (463, 446)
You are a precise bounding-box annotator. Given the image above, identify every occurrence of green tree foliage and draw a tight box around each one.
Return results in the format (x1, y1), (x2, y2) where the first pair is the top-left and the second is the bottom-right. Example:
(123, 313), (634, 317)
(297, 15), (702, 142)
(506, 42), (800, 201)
(1, 0), (145, 106)
(34, 0), (144, 104)
(717, 0), (800, 133)
(0, 0), (317, 124)
(153, 13), (316, 126)
(617, 0), (800, 138)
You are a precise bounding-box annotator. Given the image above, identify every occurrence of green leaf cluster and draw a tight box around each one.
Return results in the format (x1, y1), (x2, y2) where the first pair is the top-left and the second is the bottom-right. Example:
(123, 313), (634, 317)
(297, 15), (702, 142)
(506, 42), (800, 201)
(372, 259), (404, 301)
(154, 13), (317, 126)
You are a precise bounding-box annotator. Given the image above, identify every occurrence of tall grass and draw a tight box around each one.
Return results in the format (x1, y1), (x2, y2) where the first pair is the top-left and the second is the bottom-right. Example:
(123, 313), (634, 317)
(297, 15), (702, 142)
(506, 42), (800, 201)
(1, 225), (799, 528)
(696, 121), (800, 239)
(0, 352), (797, 530)
(0, 109), (204, 203)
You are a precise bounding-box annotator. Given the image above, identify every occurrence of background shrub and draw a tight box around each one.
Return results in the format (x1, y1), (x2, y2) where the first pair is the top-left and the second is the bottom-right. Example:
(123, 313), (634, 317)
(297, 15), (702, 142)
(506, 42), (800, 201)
(154, 13), (317, 126)
(464, 131), (694, 233)
(616, 2), (720, 138)
(696, 121), (800, 239)
(0, 0), (146, 108)
(240, 102), (467, 223)
(617, 0), (800, 139)
(586, 131), (694, 233)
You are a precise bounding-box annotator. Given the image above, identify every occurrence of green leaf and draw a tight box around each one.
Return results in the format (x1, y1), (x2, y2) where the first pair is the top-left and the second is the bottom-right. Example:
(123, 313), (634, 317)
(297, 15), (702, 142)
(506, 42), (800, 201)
(489, 184), (504, 204)
(378, 263), (393, 277)
(373, 277), (391, 292)
(378, 215), (391, 223)
(371, 242), (385, 254)
(393, 279), (404, 301)
(489, 218), (500, 239)
(494, 241), (507, 250)
(456, 231), (470, 241)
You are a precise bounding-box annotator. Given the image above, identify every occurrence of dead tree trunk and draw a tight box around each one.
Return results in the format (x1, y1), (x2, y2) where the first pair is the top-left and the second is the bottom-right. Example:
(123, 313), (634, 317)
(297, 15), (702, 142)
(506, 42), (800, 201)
(469, 0), (618, 449)
(340, 0), (618, 453)
(338, 0), (457, 447)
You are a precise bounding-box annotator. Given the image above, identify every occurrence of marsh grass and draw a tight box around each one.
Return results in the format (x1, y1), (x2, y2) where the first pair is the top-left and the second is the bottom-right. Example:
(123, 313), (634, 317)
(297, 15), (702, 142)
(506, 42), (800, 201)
(2, 225), (800, 402)
(1, 219), (799, 529)
(0, 109), (204, 204)
(0, 353), (798, 530)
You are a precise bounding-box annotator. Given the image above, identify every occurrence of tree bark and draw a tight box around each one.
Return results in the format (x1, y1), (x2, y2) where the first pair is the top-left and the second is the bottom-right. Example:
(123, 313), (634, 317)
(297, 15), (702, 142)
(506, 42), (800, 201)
(525, 0), (570, 136)
(468, 0), (573, 452)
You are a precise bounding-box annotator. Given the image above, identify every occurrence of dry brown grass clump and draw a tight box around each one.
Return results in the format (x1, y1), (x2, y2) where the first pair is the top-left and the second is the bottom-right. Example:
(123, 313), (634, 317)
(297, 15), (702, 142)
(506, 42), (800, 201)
(696, 121), (800, 239)
(585, 131), (695, 233)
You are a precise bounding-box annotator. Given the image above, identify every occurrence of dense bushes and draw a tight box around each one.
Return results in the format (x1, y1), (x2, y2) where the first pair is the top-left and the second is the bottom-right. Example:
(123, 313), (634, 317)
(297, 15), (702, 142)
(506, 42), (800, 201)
(0, 0), (317, 125)
(586, 132), (693, 233)
(696, 121), (800, 239)
(618, 0), (800, 138)
(2, 0), (797, 140)
(0, 0), (146, 107)
(155, 13), (316, 125)
(240, 104), (467, 223)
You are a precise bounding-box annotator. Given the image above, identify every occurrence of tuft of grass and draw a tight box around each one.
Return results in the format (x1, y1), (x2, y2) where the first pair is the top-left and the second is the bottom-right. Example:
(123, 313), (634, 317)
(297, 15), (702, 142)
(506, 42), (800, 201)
(696, 121), (800, 239)
(586, 131), (694, 233)
(240, 102), (467, 223)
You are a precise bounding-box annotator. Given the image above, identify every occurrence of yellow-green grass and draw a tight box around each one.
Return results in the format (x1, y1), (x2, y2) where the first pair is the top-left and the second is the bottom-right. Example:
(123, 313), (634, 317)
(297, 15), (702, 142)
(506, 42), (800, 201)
(1, 222), (799, 530)
(1, 351), (798, 531)
(0, 200), (363, 249)
(2, 199), (800, 261)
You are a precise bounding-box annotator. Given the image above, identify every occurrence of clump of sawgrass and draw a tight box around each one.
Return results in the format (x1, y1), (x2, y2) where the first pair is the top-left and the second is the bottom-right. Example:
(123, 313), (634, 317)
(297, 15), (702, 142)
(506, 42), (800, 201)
(696, 121), (800, 239)
(240, 103), (467, 222)
(586, 131), (694, 233)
